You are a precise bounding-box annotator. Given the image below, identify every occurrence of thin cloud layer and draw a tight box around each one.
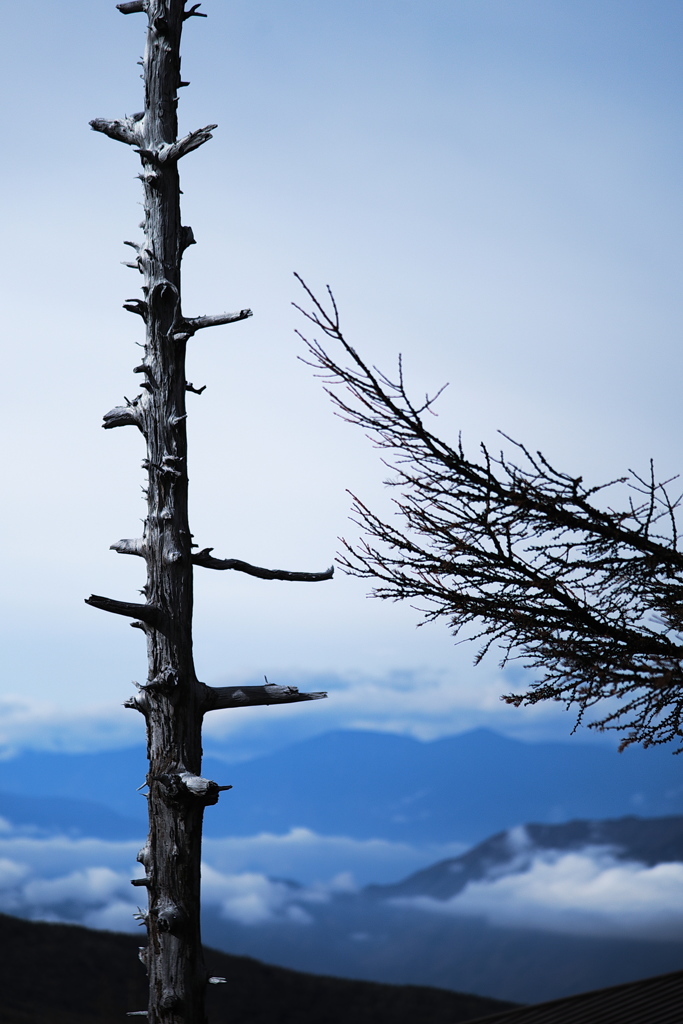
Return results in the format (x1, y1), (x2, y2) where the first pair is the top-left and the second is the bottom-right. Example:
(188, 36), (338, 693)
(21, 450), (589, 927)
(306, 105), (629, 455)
(204, 828), (465, 885)
(0, 697), (143, 758)
(201, 667), (576, 750)
(0, 669), (595, 760)
(0, 826), (462, 888)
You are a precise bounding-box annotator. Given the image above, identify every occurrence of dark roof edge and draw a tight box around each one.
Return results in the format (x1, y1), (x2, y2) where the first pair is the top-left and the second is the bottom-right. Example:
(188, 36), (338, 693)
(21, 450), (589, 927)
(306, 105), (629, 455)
(465, 968), (683, 1024)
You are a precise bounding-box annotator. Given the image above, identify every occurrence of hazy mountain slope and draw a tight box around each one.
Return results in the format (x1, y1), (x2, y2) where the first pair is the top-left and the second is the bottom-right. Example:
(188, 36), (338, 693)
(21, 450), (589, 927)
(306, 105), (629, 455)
(0, 747), (149, 821)
(0, 913), (515, 1024)
(216, 729), (683, 842)
(0, 791), (144, 840)
(201, 900), (683, 1006)
(198, 816), (683, 1004)
(0, 729), (680, 844)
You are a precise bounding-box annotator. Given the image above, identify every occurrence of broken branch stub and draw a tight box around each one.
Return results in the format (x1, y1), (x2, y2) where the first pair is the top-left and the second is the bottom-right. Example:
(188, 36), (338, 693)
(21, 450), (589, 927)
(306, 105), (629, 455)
(180, 309), (253, 336)
(102, 405), (143, 431)
(84, 594), (162, 630)
(111, 538), (146, 557)
(155, 124), (218, 163)
(203, 682), (328, 712)
(90, 114), (143, 146)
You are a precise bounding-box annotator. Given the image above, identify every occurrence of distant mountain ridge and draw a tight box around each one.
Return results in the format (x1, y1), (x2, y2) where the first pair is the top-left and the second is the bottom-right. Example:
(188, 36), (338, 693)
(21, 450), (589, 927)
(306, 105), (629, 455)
(0, 729), (680, 844)
(0, 791), (143, 840)
(366, 815), (683, 900)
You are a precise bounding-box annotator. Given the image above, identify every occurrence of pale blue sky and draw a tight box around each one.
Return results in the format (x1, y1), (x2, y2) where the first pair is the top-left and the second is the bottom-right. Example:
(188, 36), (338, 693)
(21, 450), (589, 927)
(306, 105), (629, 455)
(0, 1), (681, 753)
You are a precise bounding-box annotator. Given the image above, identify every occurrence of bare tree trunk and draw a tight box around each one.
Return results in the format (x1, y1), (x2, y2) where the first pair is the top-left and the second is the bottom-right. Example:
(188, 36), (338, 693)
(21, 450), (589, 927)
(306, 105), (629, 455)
(87, 3), (330, 1021)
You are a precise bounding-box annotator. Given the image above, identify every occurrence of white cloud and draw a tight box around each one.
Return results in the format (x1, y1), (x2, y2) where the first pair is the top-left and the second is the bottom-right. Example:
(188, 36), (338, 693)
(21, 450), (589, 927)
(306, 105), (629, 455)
(0, 858), (29, 887)
(0, 845), (324, 933)
(393, 848), (683, 940)
(202, 865), (311, 926)
(23, 866), (128, 907)
(0, 836), (141, 877)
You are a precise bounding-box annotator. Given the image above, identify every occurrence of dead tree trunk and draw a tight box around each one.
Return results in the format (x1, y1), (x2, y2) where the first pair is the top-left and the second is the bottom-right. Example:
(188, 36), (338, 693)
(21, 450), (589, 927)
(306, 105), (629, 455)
(86, 3), (331, 1022)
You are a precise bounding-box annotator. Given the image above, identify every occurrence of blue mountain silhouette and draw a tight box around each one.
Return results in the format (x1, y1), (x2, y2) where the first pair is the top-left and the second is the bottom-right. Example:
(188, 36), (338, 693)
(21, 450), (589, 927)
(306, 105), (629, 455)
(0, 729), (680, 843)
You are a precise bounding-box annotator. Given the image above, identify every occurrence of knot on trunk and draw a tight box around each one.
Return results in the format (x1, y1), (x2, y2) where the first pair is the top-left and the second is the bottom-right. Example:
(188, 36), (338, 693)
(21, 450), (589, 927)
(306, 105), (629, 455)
(149, 281), (179, 328)
(142, 668), (179, 694)
(160, 990), (183, 1012)
(156, 902), (185, 934)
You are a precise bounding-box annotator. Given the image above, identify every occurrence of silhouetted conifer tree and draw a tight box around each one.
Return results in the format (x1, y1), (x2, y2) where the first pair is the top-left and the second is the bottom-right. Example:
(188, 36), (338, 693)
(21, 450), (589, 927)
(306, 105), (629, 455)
(297, 277), (683, 752)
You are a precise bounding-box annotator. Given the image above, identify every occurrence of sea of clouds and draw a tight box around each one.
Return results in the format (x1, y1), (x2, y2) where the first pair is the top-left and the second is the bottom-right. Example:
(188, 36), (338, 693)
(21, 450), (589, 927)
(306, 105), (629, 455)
(0, 830), (360, 934)
(0, 826), (463, 884)
(0, 820), (681, 943)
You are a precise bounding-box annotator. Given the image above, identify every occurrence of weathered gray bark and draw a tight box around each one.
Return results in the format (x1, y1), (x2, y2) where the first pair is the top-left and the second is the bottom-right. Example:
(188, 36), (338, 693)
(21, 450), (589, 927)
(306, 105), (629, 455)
(86, 3), (329, 1021)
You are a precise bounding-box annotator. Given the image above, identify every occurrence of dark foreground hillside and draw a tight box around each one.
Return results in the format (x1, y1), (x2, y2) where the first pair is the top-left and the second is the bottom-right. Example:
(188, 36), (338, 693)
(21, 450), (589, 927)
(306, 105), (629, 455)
(0, 913), (515, 1024)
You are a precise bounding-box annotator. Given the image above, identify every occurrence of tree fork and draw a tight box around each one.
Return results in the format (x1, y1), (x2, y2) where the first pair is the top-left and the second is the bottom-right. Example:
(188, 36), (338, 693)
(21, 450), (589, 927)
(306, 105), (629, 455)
(88, 3), (328, 1022)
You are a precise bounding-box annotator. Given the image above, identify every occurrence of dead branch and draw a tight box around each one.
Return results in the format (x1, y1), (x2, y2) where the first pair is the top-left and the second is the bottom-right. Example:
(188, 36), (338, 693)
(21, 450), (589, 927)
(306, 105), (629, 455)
(192, 548), (334, 581)
(202, 680), (328, 711)
(90, 113), (144, 146)
(296, 276), (683, 751)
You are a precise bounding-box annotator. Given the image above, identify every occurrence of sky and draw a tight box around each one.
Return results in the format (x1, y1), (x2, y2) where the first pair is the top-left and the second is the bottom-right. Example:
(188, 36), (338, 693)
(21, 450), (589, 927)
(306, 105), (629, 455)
(0, 0), (682, 757)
